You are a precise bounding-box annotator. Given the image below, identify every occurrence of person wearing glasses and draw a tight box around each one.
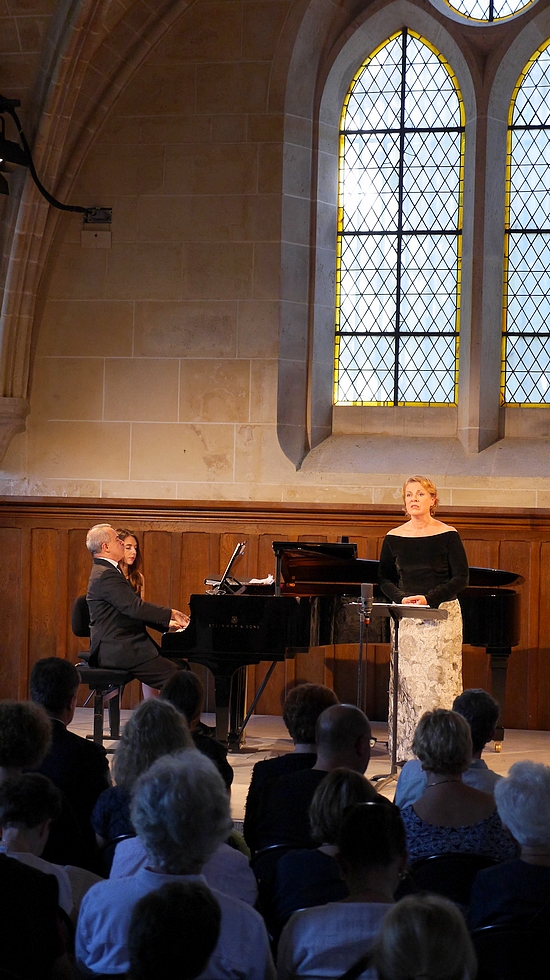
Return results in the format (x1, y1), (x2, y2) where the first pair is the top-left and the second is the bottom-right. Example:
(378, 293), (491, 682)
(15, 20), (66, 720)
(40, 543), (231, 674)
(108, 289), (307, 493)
(85, 523), (189, 692)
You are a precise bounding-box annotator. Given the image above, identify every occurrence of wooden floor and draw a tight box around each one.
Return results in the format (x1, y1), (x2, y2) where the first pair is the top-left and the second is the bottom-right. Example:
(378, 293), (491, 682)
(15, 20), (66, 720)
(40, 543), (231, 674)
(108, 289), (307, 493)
(70, 708), (550, 822)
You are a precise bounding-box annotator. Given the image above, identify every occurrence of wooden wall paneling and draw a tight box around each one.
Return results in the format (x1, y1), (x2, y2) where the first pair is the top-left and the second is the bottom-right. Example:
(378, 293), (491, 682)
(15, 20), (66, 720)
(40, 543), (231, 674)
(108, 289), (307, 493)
(462, 646), (492, 696)
(536, 541), (550, 731)
(143, 530), (173, 607)
(29, 528), (60, 671)
(498, 538), (535, 729)
(0, 527), (24, 698)
(1, 500), (549, 729)
(461, 538), (500, 570)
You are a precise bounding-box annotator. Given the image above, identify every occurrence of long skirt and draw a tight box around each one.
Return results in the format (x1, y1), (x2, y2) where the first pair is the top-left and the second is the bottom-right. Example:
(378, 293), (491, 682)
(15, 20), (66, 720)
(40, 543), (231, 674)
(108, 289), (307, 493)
(388, 598), (463, 763)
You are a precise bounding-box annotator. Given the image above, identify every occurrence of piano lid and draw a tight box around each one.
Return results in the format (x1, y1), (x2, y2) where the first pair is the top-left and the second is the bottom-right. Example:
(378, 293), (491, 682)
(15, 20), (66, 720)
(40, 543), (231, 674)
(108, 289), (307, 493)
(275, 542), (525, 589)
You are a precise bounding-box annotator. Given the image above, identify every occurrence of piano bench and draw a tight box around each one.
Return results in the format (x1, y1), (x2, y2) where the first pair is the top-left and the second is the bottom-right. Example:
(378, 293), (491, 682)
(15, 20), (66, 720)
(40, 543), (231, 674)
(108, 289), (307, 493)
(76, 663), (133, 749)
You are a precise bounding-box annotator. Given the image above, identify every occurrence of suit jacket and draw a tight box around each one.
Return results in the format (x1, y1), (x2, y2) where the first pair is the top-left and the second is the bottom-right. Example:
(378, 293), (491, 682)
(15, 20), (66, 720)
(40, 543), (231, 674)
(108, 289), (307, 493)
(36, 717), (110, 858)
(87, 558), (171, 669)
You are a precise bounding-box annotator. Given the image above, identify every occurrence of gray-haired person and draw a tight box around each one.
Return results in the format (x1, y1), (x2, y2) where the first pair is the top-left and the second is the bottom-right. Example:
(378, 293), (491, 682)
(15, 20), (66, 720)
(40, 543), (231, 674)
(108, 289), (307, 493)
(394, 688), (501, 808)
(76, 750), (275, 979)
(470, 760), (550, 929)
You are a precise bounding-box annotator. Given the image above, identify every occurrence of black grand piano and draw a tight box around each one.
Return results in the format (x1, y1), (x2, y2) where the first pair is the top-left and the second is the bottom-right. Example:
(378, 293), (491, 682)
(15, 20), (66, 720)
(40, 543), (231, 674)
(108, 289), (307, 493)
(162, 542), (523, 749)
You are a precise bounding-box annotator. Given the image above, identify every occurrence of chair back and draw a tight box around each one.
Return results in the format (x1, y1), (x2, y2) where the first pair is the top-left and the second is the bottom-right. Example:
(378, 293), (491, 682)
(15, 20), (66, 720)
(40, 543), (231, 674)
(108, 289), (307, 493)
(472, 924), (547, 980)
(410, 852), (497, 906)
(72, 595), (91, 638)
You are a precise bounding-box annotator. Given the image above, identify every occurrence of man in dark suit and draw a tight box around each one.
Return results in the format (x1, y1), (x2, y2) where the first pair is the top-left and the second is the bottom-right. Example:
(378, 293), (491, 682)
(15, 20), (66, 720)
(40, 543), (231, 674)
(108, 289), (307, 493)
(85, 523), (188, 689)
(31, 656), (111, 868)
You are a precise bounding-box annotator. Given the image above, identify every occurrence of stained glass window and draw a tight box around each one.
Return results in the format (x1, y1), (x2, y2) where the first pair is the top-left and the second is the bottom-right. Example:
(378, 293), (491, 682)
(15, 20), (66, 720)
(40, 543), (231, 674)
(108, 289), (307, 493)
(443, 1), (534, 22)
(502, 42), (550, 406)
(334, 29), (465, 406)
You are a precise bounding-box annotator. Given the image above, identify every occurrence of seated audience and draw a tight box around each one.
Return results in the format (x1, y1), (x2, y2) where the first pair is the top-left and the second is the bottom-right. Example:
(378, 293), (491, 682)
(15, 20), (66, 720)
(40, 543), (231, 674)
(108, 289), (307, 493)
(160, 670), (233, 789)
(127, 880), (222, 980)
(400, 709), (517, 865)
(31, 656), (111, 866)
(244, 684), (338, 847)
(372, 894), (477, 980)
(0, 852), (69, 979)
(253, 704), (373, 852)
(0, 772), (73, 916)
(0, 698), (87, 869)
(110, 827), (257, 905)
(0, 698), (52, 783)
(470, 760), (550, 928)
(272, 768), (386, 925)
(0, 770), (102, 923)
(76, 751), (275, 978)
(277, 801), (407, 979)
(395, 689), (501, 808)
(92, 698), (192, 845)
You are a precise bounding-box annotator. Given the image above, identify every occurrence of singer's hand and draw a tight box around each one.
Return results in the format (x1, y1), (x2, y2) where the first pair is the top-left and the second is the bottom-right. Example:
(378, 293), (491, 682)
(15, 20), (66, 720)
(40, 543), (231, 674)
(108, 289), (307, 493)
(402, 595), (428, 605)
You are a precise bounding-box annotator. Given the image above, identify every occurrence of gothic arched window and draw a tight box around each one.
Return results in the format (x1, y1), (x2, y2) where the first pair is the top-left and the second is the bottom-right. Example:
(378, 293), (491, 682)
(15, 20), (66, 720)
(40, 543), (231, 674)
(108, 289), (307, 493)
(502, 42), (550, 406)
(334, 29), (465, 406)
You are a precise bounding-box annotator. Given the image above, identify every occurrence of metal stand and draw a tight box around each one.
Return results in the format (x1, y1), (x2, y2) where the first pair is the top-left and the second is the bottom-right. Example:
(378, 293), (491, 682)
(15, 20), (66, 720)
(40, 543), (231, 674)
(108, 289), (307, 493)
(370, 602), (448, 789)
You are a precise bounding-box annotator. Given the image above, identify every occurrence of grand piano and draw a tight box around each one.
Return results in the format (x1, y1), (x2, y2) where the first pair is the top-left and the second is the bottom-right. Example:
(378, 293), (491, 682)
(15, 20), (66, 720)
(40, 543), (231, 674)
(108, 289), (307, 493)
(162, 541), (523, 749)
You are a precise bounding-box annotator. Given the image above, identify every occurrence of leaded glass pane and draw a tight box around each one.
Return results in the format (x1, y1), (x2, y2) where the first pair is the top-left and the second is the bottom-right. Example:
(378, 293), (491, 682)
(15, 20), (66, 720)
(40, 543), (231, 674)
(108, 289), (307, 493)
(444, 1), (533, 22)
(503, 44), (550, 405)
(335, 29), (464, 406)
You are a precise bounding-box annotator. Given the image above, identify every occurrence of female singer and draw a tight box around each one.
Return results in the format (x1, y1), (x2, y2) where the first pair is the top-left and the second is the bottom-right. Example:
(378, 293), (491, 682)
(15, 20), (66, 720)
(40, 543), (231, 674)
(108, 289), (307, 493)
(378, 476), (469, 761)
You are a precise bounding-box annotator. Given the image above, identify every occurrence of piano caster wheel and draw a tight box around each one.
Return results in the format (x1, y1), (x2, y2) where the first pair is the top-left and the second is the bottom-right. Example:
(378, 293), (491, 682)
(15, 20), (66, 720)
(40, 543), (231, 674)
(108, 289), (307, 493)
(494, 741), (502, 753)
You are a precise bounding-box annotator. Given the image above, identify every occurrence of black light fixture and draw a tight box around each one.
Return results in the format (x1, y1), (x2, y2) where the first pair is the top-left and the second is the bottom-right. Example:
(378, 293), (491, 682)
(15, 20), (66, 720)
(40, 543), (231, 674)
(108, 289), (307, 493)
(0, 95), (110, 222)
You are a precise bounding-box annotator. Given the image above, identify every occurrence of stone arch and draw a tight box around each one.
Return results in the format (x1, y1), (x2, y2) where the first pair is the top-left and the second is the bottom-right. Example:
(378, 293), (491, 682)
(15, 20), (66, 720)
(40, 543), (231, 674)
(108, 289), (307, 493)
(0, 0), (191, 462)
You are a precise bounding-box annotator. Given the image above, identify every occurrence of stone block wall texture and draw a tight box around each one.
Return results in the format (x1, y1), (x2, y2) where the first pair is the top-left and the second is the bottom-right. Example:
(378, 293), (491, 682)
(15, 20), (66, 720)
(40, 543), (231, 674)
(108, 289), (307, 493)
(1, 0), (550, 506)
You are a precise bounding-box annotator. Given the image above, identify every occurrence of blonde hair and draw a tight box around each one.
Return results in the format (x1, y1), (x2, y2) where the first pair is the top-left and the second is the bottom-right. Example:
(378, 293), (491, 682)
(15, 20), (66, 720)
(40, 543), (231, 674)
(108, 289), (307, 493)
(373, 894), (477, 980)
(402, 476), (438, 516)
(412, 709), (472, 776)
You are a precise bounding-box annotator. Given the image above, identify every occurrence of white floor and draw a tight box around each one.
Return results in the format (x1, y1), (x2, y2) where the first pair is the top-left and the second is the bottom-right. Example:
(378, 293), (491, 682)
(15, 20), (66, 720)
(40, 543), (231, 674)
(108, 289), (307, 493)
(69, 708), (550, 822)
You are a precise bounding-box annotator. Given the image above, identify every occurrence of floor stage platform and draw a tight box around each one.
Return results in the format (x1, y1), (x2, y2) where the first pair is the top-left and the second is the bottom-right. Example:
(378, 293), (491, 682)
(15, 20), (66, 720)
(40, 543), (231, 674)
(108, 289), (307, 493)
(70, 708), (550, 823)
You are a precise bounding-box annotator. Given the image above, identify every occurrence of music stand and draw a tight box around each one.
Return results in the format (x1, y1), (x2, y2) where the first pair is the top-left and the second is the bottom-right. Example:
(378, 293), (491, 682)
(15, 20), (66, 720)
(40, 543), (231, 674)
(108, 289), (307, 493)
(370, 602), (448, 789)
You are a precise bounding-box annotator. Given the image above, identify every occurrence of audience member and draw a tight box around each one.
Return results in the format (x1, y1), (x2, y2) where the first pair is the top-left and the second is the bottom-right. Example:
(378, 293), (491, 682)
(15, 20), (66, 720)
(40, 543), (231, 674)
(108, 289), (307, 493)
(400, 710), (517, 864)
(161, 670), (233, 789)
(0, 698), (87, 869)
(91, 698), (192, 845)
(0, 772), (73, 916)
(244, 684), (338, 846)
(253, 703), (372, 852)
(372, 894), (477, 980)
(272, 768), (385, 925)
(0, 852), (69, 979)
(30, 656), (110, 863)
(77, 751), (275, 978)
(127, 880), (221, 980)
(470, 760), (550, 928)
(395, 689), (501, 808)
(277, 802), (407, 979)
(0, 699), (51, 783)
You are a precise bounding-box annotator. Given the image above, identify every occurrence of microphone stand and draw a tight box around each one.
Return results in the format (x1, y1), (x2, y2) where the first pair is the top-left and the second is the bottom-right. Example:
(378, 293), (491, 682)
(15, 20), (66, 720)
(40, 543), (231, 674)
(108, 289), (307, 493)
(356, 583), (373, 712)
(370, 602), (448, 790)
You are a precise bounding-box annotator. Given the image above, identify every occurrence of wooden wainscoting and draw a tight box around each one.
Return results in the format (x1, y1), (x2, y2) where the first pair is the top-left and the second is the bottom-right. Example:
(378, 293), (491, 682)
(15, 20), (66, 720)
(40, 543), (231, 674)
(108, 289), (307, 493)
(0, 497), (549, 729)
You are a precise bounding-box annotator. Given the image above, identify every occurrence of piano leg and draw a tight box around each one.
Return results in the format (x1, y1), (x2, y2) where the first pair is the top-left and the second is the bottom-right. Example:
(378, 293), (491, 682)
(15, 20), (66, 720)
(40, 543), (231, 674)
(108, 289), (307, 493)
(213, 673), (232, 746)
(487, 647), (511, 751)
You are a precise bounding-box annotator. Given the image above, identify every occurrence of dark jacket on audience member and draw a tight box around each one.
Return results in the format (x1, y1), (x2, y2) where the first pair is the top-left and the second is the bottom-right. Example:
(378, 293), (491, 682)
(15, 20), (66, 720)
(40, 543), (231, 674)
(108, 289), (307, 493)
(253, 768), (328, 853)
(470, 859), (550, 929)
(0, 853), (65, 979)
(244, 752), (316, 849)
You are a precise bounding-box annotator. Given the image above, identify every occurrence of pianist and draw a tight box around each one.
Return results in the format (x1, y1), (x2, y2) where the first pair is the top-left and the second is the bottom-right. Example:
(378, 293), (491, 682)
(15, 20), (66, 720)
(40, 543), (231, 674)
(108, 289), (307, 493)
(85, 524), (189, 692)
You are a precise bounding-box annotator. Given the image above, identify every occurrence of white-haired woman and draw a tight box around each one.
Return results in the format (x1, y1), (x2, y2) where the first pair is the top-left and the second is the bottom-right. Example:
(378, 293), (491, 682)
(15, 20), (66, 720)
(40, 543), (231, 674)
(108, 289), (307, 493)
(77, 751), (275, 979)
(470, 760), (550, 928)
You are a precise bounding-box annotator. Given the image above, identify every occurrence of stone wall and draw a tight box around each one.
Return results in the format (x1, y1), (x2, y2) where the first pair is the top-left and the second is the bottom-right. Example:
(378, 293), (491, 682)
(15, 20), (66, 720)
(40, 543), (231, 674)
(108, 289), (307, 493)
(1, 0), (550, 506)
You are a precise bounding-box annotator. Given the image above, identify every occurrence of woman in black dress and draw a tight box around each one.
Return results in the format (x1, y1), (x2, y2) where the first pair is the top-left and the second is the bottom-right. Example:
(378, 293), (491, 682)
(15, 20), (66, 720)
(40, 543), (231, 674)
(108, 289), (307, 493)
(379, 476), (468, 761)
